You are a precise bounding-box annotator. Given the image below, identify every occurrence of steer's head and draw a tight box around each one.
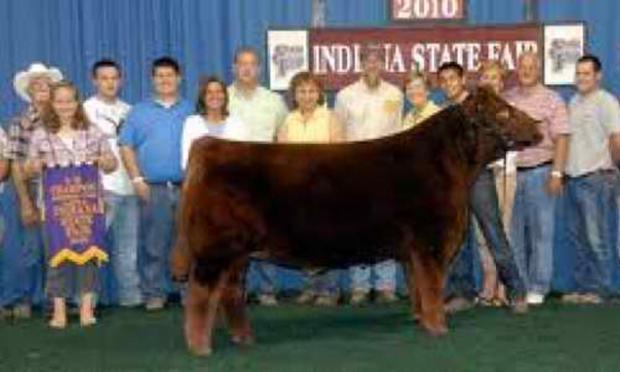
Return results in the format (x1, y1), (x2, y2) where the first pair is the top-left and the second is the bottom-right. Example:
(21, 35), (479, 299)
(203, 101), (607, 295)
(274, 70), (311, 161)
(459, 86), (542, 164)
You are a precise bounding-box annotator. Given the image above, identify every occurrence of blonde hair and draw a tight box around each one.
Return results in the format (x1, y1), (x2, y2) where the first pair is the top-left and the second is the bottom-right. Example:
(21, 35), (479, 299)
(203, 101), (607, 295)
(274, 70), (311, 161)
(42, 80), (89, 134)
(478, 59), (508, 79)
(404, 71), (431, 91)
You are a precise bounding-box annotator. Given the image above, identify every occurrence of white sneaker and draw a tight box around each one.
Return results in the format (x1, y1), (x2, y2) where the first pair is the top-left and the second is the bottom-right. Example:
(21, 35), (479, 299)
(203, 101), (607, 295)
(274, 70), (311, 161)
(526, 292), (544, 305)
(258, 294), (278, 306)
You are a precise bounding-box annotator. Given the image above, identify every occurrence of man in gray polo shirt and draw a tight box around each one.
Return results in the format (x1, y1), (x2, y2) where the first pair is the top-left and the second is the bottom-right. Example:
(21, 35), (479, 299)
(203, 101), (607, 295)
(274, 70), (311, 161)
(563, 54), (620, 304)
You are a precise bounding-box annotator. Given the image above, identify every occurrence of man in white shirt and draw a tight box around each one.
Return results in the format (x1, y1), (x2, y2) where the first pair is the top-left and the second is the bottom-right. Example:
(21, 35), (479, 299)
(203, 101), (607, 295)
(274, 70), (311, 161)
(228, 47), (288, 306)
(563, 55), (620, 304)
(83, 59), (141, 307)
(334, 43), (404, 305)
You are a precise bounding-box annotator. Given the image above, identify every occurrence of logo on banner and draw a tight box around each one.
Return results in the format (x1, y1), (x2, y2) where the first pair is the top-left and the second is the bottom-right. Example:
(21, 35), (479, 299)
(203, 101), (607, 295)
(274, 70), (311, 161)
(43, 163), (108, 268)
(267, 30), (310, 90)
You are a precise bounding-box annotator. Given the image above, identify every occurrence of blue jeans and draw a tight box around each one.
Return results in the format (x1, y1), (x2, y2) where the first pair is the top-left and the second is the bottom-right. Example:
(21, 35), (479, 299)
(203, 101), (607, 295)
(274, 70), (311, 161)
(0, 182), (44, 307)
(349, 260), (397, 293)
(511, 165), (556, 296)
(470, 169), (526, 299)
(247, 260), (279, 295)
(566, 171), (618, 296)
(303, 269), (340, 296)
(445, 221), (478, 300)
(139, 184), (179, 301)
(105, 192), (142, 306)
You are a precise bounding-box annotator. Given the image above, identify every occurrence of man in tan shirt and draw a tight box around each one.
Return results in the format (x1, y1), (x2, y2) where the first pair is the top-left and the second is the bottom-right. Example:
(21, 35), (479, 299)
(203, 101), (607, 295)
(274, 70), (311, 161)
(334, 43), (404, 305)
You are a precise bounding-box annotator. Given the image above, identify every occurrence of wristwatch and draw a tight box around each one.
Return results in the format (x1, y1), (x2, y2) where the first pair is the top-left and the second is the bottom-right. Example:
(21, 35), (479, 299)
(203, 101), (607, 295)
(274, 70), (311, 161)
(550, 170), (563, 179)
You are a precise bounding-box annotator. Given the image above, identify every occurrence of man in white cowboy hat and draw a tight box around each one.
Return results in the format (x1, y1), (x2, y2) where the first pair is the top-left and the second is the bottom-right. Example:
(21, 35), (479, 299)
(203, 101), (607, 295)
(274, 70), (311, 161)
(1, 62), (62, 319)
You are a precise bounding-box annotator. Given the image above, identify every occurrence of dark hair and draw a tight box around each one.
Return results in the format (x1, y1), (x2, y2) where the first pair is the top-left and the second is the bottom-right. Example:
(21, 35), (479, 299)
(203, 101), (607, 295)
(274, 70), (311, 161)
(195, 75), (229, 117)
(152, 56), (181, 76)
(42, 80), (90, 134)
(234, 47), (261, 65)
(438, 61), (465, 77)
(359, 43), (385, 62)
(577, 54), (602, 72)
(92, 59), (122, 78)
(288, 71), (325, 110)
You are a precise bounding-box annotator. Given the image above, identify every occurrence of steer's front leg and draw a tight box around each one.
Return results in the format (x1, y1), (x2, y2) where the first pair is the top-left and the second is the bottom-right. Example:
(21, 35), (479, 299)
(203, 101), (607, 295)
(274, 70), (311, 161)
(185, 272), (228, 357)
(411, 251), (448, 336)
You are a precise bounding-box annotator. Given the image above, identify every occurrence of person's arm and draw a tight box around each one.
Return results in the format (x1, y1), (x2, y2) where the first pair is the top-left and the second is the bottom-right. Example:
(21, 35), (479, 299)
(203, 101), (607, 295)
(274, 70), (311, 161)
(602, 95), (620, 166)
(0, 131), (8, 181)
(329, 112), (345, 143)
(16, 130), (43, 226)
(610, 134), (620, 165)
(333, 92), (349, 137)
(0, 159), (8, 182)
(548, 135), (570, 195)
(180, 117), (193, 170)
(89, 126), (117, 174)
(547, 96), (571, 196)
(120, 146), (149, 201)
(119, 109), (149, 201)
(393, 93), (405, 131)
(273, 95), (289, 141)
(276, 121), (289, 143)
(97, 143), (118, 174)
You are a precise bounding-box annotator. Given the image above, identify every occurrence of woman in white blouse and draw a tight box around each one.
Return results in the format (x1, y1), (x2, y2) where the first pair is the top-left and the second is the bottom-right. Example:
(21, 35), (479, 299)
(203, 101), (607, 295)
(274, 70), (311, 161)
(181, 75), (248, 169)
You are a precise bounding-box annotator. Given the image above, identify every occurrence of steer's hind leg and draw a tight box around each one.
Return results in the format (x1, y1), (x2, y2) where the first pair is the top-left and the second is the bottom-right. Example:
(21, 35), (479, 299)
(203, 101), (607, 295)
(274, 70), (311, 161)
(403, 261), (421, 322)
(221, 257), (254, 347)
(185, 270), (229, 357)
(411, 250), (448, 336)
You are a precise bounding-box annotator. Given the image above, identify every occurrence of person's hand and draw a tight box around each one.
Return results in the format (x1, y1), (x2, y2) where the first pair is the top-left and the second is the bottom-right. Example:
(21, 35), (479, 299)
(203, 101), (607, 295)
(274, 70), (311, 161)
(546, 174), (563, 196)
(97, 153), (117, 173)
(20, 200), (40, 226)
(133, 179), (150, 202)
(24, 159), (43, 178)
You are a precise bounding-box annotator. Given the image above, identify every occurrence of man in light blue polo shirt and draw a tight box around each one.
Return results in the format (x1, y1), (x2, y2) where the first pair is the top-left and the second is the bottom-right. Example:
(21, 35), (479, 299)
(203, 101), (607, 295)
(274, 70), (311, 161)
(563, 54), (620, 304)
(120, 56), (193, 311)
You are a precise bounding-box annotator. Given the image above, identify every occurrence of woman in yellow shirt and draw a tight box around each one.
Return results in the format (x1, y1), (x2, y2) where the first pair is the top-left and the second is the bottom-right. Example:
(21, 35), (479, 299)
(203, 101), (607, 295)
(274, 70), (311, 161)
(402, 71), (440, 129)
(277, 72), (343, 306)
(278, 72), (343, 143)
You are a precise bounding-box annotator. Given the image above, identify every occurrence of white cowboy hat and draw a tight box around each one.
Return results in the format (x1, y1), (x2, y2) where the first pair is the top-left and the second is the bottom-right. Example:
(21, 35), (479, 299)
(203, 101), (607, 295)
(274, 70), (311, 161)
(13, 62), (63, 102)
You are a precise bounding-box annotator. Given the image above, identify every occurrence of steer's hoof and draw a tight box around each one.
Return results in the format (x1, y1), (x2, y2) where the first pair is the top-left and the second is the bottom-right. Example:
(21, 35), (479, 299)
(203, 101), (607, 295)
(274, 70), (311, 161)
(422, 324), (448, 337)
(231, 333), (255, 347)
(188, 344), (212, 357)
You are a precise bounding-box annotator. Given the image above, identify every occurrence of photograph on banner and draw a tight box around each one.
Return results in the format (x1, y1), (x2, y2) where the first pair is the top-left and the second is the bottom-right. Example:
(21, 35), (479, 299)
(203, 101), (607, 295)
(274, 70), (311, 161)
(543, 23), (585, 85)
(390, 0), (467, 22)
(268, 30), (310, 90)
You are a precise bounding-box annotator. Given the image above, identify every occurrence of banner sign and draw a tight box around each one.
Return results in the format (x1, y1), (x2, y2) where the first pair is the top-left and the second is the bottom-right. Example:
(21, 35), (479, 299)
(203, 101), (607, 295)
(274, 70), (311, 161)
(43, 163), (108, 268)
(267, 23), (585, 90)
(390, 0), (467, 22)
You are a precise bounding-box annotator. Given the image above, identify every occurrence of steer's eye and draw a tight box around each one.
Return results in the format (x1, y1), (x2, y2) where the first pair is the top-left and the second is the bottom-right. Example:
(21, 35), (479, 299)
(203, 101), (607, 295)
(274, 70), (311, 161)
(497, 109), (510, 120)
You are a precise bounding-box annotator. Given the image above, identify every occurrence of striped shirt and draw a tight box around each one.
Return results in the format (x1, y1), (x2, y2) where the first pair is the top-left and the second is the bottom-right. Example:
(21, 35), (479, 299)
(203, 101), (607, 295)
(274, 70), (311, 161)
(504, 84), (570, 168)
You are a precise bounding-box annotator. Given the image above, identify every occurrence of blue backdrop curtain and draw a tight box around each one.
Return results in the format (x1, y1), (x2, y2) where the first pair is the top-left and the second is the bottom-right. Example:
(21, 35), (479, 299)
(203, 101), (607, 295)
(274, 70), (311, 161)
(1, 0), (620, 298)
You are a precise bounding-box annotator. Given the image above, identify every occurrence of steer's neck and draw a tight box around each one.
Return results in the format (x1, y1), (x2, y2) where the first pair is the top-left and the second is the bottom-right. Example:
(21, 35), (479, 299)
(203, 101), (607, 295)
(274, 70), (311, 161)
(399, 104), (489, 188)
